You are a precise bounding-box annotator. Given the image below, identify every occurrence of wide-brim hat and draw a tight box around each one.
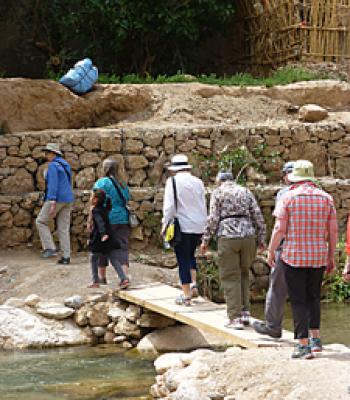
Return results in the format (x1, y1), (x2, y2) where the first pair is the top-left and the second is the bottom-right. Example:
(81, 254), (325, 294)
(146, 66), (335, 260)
(167, 154), (192, 172)
(43, 143), (62, 156)
(287, 160), (317, 183)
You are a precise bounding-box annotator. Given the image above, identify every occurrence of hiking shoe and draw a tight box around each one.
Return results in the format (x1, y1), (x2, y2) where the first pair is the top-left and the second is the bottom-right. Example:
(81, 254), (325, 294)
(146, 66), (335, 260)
(190, 284), (199, 298)
(98, 277), (108, 285)
(225, 318), (244, 330)
(175, 294), (191, 307)
(57, 257), (70, 265)
(87, 282), (100, 288)
(291, 345), (314, 360)
(241, 311), (251, 327)
(252, 321), (282, 339)
(119, 279), (130, 290)
(41, 249), (57, 259)
(309, 337), (322, 353)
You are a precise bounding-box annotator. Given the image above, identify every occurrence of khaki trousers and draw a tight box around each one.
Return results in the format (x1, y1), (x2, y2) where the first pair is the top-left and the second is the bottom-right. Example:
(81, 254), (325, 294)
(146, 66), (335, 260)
(217, 236), (257, 320)
(36, 202), (72, 258)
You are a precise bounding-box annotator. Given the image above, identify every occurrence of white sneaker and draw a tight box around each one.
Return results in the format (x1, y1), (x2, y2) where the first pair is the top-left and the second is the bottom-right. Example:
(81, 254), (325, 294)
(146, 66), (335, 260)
(225, 318), (244, 330)
(241, 311), (250, 327)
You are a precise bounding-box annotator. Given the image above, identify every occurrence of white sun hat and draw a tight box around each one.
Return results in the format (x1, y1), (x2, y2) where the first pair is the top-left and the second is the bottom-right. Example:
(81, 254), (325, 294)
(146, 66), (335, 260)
(287, 159), (316, 183)
(167, 154), (192, 172)
(43, 143), (62, 156)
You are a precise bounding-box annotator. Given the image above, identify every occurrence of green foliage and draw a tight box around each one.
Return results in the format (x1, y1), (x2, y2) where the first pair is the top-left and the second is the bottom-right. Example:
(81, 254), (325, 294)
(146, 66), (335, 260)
(324, 238), (350, 302)
(143, 212), (163, 248)
(197, 257), (224, 303)
(32, 0), (235, 76)
(94, 67), (334, 86)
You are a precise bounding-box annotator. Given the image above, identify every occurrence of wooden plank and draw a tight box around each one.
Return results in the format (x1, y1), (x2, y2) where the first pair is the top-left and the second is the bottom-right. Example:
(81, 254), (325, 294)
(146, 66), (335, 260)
(117, 283), (294, 349)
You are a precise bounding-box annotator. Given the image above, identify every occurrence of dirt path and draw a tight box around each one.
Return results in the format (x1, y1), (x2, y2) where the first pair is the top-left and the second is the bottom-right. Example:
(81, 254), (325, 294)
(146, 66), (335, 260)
(0, 249), (178, 303)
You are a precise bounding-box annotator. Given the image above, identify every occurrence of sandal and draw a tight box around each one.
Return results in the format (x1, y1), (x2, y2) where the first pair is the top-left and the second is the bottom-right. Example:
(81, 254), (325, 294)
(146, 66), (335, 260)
(175, 294), (191, 306)
(87, 282), (100, 288)
(190, 284), (199, 298)
(120, 279), (130, 289)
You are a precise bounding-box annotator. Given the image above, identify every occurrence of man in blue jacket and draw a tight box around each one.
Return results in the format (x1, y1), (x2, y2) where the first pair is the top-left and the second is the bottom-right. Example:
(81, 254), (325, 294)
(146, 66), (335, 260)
(36, 143), (74, 264)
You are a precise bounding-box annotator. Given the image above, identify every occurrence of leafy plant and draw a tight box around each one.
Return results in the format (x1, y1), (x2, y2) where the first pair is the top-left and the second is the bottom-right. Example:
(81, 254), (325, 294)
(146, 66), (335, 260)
(323, 237), (350, 302)
(218, 146), (257, 185)
(197, 256), (224, 303)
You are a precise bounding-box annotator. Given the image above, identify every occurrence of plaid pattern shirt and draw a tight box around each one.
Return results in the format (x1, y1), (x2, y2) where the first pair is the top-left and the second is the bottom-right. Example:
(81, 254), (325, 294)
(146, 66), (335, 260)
(273, 181), (337, 268)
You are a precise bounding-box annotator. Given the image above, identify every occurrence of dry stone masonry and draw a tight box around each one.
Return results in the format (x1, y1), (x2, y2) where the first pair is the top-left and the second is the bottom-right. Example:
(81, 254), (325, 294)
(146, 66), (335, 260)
(1, 121), (350, 251)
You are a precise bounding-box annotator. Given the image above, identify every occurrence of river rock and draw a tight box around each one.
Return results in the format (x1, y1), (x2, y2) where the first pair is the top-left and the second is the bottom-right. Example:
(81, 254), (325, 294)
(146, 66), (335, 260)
(136, 311), (176, 329)
(104, 331), (115, 343)
(64, 295), (83, 309)
(36, 302), (75, 319)
(137, 325), (232, 354)
(107, 306), (125, 322)
(114, 317), (141, 339)
(121, 341), (133, 349)
(125, 304), (142, 322)
(87, 302), (110, 326)
(0, 306), (90, 349)
(298, 104), (328, 122)
(91, 326), (106, 337)
(154, 353), (187, 374)
(74, 305), (89, 326)
(113, 335), (127, 344)
(3, 297), (25, 308)
(86, 293), (109, 304)
(24, 294), (41, 307)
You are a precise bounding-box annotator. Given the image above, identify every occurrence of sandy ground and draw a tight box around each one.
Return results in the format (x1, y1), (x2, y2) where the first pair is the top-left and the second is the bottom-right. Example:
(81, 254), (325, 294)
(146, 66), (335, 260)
(0, 249), (178, 303)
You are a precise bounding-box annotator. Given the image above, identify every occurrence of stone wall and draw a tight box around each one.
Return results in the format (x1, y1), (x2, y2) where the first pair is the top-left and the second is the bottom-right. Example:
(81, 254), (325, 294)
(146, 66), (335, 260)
(1, 121), (350, 196)
(1, 122), (350, 251)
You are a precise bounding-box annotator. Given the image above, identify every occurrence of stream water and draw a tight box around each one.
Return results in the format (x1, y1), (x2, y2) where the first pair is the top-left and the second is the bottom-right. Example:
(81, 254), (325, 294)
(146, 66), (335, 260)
(251, 302), (350, 345)
(0, 346), (155, 400)
(0, 303), (348, 400)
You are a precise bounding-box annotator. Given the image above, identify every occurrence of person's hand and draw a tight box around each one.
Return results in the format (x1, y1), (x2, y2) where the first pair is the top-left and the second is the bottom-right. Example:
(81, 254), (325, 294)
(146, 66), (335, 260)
(101, 235), (109, 242)
(200, 243), (208, 255)
(49, 201), (56, 217)
(267, 250), (275, 268)
(160, 225), (166, 239)
(326, 258), (336, 275)
(258, 243), (266, 254)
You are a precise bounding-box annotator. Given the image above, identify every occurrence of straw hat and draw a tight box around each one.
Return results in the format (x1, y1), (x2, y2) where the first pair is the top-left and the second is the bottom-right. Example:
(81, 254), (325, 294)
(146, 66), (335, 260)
(287, 160), (316, 183)
(43, 143), (62, 156)
(167, 154), (192, 172)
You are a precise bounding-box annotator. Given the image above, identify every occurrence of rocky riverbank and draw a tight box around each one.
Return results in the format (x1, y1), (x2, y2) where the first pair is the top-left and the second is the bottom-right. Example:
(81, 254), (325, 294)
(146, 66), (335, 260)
(0, 289), (231, 352)
(151, 346), (350, 399)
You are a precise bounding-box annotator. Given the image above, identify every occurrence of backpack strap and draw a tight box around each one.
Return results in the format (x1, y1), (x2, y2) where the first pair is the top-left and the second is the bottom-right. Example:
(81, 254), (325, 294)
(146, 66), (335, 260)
(108, 177), (127, 208)
(172, 177), (178, 213)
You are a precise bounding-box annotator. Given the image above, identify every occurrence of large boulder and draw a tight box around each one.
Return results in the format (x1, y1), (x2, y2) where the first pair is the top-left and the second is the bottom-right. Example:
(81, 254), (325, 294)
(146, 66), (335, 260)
(298, 104), (328, 122)
(0, 306), (90, 349)
(137, 325), (233, 354)
(36, 302), (75, 320)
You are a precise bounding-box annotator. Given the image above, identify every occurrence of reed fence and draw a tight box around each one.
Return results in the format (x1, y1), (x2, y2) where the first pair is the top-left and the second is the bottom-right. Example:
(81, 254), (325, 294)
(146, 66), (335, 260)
(235, 0), (350, 67)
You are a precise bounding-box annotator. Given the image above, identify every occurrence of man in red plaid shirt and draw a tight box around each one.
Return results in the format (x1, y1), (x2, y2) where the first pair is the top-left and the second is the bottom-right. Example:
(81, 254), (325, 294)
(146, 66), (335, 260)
(267, 160), (338, 359)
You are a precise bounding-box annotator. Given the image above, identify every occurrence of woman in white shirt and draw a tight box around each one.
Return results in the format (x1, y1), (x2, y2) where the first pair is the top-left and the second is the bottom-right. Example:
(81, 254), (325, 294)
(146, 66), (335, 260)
(162, 154), (207, 306)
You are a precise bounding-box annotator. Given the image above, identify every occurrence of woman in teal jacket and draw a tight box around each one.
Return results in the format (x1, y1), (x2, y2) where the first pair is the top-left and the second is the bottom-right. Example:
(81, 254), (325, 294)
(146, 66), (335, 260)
(92, 158), (130, 286)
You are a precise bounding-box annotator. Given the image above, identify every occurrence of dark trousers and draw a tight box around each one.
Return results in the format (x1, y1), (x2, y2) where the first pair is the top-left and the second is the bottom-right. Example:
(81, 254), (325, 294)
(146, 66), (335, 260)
(174, 233), (201, 285)
(90, 250), (127, 283)
(282, 259), (325, 340)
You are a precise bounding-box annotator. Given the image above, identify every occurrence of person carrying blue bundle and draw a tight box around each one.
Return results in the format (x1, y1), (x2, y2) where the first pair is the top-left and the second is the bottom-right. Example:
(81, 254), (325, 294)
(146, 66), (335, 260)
(87, 189), (129, 289)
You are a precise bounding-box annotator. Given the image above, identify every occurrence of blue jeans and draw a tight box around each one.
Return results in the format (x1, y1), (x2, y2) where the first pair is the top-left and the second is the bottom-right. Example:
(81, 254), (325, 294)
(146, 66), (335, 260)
(174, 233), (202, 285)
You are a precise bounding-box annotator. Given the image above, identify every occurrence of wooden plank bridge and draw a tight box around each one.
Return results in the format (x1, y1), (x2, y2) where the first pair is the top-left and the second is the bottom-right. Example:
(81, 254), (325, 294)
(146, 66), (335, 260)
(118, 283), (294, 349)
